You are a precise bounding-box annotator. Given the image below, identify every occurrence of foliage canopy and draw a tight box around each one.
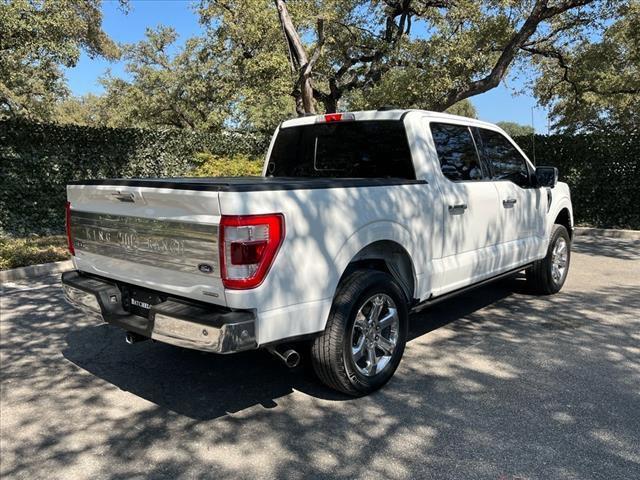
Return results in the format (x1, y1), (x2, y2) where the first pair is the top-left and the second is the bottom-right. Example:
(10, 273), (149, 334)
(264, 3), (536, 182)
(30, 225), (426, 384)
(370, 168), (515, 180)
(534, 1), (640, 133)
(2, 0), (636, 134)
(0, 0), (120, 120)
(193, 0), (624, 128)
(497, 121), (535, 137)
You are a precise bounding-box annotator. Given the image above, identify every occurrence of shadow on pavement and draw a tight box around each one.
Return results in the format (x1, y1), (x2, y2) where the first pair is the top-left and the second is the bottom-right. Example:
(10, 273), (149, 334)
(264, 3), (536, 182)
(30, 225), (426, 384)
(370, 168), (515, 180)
(571, 236), (639, 260)
(60, 276), (523, 421)
(2, 246), (639, 479)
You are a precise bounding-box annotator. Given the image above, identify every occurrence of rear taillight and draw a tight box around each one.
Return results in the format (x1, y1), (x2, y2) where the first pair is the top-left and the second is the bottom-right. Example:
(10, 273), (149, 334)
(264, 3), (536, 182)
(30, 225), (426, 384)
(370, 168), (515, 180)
(65, 201), (75, 255)
(219, 213), (284, 289)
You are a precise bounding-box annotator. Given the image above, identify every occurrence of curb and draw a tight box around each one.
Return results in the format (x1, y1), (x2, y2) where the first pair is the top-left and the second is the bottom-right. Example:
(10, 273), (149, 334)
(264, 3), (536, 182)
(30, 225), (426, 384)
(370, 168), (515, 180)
(0, 260), (73, 283)
(574, 227), (640, 240)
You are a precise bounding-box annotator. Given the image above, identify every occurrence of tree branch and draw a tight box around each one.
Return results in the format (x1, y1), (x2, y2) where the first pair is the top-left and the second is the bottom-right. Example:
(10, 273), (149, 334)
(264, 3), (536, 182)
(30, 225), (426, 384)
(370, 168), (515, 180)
(520, 44), (580, 99)
(436, 0), (597, 110)
(303, 18), (325, 78)
(525, 44), (640, 103)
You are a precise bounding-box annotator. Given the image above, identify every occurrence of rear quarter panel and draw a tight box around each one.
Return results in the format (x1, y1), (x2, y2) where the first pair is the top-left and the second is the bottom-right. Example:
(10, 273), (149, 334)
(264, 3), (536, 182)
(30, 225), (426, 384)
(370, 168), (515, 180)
(219, 183), (439, 344)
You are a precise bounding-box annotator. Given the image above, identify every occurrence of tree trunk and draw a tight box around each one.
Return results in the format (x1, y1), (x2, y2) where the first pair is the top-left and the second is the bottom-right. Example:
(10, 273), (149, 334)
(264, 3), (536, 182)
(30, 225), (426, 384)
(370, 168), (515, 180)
(321, 78), (340, 113)
(274, 0), (315, 115)
(292, 86), (305, 116)
(322, 95), (338, 114)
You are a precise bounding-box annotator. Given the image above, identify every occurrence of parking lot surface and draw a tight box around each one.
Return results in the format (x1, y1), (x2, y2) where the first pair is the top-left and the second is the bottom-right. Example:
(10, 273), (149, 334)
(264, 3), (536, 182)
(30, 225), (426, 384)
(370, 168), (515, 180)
(1, 236), (639, 479)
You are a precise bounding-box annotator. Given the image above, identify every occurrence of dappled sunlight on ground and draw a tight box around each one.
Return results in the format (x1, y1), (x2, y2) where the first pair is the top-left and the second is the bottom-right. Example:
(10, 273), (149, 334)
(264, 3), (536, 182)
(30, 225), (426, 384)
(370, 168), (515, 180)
(1, 237), (639, 479)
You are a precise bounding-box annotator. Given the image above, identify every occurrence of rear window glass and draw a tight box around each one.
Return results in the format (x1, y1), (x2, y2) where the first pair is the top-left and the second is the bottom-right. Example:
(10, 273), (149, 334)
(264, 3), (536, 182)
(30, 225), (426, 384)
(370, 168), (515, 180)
(267, 120), (415, 179)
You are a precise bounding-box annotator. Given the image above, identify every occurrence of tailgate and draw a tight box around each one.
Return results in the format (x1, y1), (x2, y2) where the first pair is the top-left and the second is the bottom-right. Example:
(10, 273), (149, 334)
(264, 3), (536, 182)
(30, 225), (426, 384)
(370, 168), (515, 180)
(67, 184), (226, 305)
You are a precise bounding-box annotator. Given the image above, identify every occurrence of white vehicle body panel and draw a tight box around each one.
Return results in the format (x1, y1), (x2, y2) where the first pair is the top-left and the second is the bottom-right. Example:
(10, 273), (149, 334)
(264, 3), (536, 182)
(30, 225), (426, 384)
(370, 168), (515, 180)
(66, 109), (573, 347)
(218, 182), (438, 344)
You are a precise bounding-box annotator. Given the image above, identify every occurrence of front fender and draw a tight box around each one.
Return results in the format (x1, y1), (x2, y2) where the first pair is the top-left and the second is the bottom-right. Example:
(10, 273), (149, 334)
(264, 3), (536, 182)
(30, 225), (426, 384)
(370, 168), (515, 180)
(547, 182), (574, 235)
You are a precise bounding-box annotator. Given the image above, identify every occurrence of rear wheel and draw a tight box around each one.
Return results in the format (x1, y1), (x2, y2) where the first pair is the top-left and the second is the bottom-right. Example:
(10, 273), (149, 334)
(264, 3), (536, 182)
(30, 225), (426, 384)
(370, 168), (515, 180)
(311, 270), (408, 396)
(527, 224), (571, 294)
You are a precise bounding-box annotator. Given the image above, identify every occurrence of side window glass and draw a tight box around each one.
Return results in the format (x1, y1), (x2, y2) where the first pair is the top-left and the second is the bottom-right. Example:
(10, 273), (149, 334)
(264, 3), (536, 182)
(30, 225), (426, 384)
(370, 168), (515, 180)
(430, 123), (484, 182)
(477, 128), (531, 187)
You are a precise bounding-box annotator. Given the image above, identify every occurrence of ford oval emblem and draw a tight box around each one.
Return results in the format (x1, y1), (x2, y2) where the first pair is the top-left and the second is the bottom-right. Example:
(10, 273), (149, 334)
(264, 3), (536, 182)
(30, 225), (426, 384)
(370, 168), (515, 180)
(198, 263), (214, 274)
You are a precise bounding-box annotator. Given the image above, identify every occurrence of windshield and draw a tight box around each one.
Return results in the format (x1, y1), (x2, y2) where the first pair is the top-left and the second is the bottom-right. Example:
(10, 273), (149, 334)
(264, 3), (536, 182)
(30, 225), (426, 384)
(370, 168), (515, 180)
(267, 120), (415, 179)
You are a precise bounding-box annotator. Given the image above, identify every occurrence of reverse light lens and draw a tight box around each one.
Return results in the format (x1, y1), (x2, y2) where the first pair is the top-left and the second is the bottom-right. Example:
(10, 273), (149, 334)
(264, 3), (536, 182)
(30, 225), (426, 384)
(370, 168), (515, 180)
(219, 214), (284, 289)
(65, 201), (75, 255)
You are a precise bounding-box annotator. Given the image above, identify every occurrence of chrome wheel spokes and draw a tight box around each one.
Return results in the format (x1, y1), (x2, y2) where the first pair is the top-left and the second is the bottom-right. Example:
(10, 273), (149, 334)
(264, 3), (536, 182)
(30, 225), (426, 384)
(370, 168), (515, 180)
(350, 294), (399, 377)
(551, 237), (568, 283)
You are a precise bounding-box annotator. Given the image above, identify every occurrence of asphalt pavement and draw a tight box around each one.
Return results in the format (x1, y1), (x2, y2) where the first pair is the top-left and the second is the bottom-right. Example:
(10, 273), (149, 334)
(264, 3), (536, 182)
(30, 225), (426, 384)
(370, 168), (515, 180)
(1, 235), (639, 479)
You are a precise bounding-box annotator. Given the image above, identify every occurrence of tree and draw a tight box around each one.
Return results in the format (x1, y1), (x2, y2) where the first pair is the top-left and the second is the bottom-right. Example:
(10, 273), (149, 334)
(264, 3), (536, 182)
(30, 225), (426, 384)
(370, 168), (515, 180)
(54, 94), (108, 126)
(97, 26), (236, 130)
(65, 0), (624, 132)
(0, 0), (120, 121)
(198, 0), (300, 129)
(274, 0), (324, 115)
(533, 1), (640, 133)
(445, 99), (477, 119)
(198, 0), (618, 116)
(496, 121), (535, 137)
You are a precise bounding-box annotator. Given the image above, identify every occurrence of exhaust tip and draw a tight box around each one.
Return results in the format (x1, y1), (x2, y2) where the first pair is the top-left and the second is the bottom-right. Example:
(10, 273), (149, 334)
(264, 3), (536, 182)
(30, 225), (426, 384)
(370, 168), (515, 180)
(267, 346), (301, 368)
(282, 349), (300, 368)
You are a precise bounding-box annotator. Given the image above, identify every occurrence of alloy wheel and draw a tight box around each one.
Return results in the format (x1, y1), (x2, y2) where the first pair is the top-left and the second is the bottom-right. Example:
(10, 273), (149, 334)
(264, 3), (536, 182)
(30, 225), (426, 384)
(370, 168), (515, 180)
(350, 293), (400, 377)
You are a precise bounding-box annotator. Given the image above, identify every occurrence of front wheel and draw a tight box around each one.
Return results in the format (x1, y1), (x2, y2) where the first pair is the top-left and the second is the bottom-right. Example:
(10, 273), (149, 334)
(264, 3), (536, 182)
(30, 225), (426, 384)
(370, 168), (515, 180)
(527, 224), (571, 294)
(311, 270), (408, 396)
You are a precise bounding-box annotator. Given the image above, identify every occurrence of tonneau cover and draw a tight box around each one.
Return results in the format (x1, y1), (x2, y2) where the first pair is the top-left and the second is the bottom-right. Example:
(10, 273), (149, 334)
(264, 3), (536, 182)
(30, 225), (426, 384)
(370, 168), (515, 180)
(68, 177), (427, 192)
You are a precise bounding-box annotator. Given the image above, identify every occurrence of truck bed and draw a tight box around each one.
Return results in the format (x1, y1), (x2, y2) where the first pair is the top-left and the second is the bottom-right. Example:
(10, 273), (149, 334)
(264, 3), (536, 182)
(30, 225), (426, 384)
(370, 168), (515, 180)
(67, 175), (425, 307)
(69, 176), (426, 192)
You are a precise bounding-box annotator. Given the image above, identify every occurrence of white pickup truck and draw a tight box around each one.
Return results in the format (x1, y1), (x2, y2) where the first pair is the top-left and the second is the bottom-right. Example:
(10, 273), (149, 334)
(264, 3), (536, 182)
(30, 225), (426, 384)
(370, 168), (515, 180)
(62, 109), (573, 395)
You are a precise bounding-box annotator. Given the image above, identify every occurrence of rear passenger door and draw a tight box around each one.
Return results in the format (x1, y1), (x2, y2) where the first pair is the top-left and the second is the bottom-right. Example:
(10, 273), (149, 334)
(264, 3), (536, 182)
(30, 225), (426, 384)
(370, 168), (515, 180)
(473, 127), (545, 265)
(428, 122), (502, 293)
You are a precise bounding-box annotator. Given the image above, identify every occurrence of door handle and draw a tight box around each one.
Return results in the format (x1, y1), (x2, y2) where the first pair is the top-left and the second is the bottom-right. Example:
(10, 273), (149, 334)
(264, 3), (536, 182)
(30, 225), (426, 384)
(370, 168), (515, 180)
(502, 198), (517, 208)
(448, 203), (468, 214)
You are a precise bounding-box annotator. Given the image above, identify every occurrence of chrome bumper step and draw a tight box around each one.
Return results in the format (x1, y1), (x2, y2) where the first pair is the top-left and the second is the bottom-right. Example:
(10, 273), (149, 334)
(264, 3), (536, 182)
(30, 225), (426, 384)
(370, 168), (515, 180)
(61, 270), (256, 354)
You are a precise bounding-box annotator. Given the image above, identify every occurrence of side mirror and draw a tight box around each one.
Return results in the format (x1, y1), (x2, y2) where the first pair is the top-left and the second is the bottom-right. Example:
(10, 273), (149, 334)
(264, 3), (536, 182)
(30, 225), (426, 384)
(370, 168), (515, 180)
(535, 166), (558, 188)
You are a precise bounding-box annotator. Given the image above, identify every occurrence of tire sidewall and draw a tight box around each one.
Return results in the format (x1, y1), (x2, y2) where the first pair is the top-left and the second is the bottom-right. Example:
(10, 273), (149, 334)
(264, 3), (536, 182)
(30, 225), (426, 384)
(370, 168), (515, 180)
(338, 273), (408, 393)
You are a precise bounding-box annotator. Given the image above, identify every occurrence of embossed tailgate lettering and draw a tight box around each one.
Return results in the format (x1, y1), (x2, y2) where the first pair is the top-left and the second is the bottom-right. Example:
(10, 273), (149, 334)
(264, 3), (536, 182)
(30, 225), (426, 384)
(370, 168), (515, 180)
(70, 211), (219, 277)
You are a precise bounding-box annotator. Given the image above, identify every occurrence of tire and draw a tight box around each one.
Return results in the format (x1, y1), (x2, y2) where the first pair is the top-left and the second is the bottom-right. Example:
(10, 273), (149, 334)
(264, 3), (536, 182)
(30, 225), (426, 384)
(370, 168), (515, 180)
(311, 270), (409, 396)
(527, 224), (571, 295)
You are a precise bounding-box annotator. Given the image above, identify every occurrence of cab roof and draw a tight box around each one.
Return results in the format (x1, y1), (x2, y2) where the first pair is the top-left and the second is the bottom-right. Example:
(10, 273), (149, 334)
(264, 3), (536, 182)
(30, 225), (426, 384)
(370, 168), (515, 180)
(280, 109), (500, 131)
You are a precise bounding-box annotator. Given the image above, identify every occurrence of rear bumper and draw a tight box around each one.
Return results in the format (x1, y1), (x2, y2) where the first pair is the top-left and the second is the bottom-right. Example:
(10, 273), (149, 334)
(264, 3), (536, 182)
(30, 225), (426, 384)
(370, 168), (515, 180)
(61, 270), (256, 354)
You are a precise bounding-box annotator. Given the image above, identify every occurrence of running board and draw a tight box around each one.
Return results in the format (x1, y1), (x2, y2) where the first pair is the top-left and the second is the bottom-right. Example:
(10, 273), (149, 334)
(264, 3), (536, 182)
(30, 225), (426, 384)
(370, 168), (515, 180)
(411, 264), (533, 313)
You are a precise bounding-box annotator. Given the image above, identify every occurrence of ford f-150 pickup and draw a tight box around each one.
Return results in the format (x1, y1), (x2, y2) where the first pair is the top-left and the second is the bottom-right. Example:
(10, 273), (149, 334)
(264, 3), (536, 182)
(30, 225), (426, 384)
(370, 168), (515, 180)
(62, 109), (573, 395)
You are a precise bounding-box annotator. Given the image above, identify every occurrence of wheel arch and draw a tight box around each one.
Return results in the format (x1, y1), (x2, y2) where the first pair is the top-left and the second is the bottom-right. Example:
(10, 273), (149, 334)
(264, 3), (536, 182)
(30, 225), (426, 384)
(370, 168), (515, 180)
(333, 222), (418, 304)
(554, 207), (573, 240)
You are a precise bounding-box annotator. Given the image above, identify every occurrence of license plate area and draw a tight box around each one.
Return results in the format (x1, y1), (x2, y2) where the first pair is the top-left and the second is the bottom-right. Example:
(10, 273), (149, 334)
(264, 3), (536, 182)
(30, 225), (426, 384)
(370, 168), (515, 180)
(121, 285), (165, 318)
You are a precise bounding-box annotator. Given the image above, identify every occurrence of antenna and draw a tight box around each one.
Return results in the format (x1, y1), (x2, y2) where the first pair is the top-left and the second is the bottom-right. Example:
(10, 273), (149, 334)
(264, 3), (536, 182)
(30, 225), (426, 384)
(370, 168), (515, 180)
(531, 106), (536, 165)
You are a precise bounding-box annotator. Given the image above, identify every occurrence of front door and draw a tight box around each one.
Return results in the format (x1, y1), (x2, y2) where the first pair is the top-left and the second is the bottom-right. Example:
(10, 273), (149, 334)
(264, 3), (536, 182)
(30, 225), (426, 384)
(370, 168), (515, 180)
(473, 127), (546, 268)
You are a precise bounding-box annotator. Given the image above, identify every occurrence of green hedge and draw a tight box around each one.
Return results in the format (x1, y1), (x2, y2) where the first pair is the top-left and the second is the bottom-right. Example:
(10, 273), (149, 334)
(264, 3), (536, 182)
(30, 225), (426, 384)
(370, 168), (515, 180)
(1, 120), (637, 236)
(0, 120), (270, 236)
(514, 133), (639, 229)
